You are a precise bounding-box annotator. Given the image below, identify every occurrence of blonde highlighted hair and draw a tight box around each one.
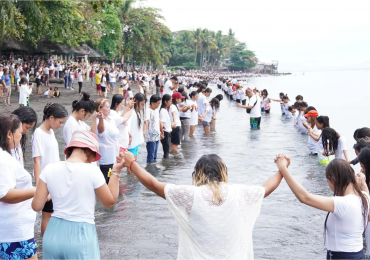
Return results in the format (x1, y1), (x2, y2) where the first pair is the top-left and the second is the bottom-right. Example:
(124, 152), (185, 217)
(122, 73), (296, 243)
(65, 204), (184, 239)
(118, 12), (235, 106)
(192, 154), (228, 205)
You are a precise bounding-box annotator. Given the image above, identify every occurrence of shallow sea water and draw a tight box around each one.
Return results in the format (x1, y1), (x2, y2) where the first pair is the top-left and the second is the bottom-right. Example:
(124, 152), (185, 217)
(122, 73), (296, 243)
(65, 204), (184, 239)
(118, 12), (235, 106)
(27, 70), (370, 259)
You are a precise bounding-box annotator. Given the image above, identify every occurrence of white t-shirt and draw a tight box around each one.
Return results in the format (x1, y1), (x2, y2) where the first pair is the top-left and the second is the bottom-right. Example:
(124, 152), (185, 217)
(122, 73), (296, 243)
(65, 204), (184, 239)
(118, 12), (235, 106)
(248, 95), (261, 118)
(293, 111), (299, 127)
(160, 108), (172, 133)
(0, 148), (36, 242)
(39, 162), (105, 224)
(11, 144), (24, 168)
(326, 193), (369, 252)
(169, 104), (181, 127)
(95, 118), (119, 165)
(284, 102), (292, 119)
(43, 67), (49, 75)
(63, 116), (90, 148)
(101, 76), (106, 87)
(179, 100), (192, 118)
(308, 125), (321, 154)
(197, 93), (207, 117)
(32, 128), (60, 173)
(298, 113), (308, 134)
(19, 84), (32, 106)
(335, 136), (347, 160)
(127, 110), (144, 148)
(189, 100), (198, 126)
(164, 80), (174, 95)
(145, 108), (160, 142)
(203, 103), (213, 123)
(78, 72), (83, 82)
(110, 110), (130, 149)
(165, 183), (265, 259)
(109, 72), (116, 83)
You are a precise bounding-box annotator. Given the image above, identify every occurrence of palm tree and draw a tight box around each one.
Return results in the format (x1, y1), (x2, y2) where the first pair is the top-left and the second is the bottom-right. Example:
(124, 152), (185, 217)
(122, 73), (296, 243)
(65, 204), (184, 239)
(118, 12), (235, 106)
(193, 28), (202, 63)
(227, 28), (235, 59)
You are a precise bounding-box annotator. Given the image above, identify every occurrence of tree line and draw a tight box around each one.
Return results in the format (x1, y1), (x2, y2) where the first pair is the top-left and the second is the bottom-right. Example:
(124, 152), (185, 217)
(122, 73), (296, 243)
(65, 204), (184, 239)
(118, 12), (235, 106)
(0, 0), (257, 70)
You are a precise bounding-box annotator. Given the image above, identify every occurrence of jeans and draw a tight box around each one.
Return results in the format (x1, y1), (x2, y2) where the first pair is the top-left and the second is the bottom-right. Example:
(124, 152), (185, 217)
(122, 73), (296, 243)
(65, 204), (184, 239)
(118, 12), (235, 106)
(160, 132), (171, 158)
(64, 76), (68, 88)
(91, 77), (94, 86)
(146, 141), (159, 163)
(156, 86), (161, 95)
(69, 78), (73, 88)
(110, 82), (115, 88)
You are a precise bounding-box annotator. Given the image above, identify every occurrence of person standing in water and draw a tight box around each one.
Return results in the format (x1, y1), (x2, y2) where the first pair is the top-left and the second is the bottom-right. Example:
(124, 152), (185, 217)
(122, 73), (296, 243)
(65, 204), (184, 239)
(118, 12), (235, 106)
(32, 103), (68, 235)
(237, 89), (261, 129)
(275, 154), (369, 260)
(120, 151), (284, 259)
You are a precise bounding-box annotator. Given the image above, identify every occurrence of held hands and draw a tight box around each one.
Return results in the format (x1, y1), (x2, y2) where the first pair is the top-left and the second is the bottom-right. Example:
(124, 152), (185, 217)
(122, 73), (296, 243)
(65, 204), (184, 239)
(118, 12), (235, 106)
(236, 103), (242, 108)
(274, 154), (291, 169)
(113, 152), (127, 172)
(115, 151), (136, 169)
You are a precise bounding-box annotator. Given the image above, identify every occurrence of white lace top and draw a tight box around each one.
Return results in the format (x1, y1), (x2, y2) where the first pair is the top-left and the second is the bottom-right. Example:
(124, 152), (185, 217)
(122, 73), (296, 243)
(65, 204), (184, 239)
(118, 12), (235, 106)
(164, 183), (265, 260)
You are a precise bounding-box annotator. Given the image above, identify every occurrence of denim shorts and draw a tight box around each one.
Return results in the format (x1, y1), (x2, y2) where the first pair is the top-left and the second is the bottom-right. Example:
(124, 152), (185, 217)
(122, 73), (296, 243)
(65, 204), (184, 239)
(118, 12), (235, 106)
(0, 238), (37, 260)
(202, 121), (210, 127)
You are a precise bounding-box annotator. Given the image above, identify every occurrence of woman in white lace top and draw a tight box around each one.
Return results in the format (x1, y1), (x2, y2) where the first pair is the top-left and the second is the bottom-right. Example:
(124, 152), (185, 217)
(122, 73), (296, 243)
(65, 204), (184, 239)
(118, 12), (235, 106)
(122, 152), (284, 259)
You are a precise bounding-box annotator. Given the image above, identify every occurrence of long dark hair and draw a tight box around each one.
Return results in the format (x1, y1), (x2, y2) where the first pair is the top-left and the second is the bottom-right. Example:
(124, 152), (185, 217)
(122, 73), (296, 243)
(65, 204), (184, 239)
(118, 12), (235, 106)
(321, 128), (339, 154)
(43, 103), (68, 122)
(358, 147), (370, 189)
(133, 93), (145, 127)
(161, 94), (172, 110)
(324, 159), (368, 241)
(11, 107), (37, 155)
(210, 98), (220, 110)
(72, 92), (95, 114)
(0, 114), (22, 154)
(316, 116), (330, 128)
(111, 94), (124, 110)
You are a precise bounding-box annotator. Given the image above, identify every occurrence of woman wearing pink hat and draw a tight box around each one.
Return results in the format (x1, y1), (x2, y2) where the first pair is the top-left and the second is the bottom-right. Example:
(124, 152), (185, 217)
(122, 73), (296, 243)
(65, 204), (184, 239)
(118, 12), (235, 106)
(32, 130), (124, 259)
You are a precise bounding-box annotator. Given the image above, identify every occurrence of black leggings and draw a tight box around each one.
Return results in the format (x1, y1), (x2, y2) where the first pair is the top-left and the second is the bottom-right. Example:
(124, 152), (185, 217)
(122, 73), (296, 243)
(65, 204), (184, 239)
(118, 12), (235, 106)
(160, 131), (171, 158)
(78, 82), (83, 93)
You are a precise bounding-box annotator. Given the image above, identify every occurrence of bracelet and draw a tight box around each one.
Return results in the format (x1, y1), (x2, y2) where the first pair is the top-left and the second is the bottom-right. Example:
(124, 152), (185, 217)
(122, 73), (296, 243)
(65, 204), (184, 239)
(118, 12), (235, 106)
(129, 160), (137, 172)
(110, 170), (121, 177)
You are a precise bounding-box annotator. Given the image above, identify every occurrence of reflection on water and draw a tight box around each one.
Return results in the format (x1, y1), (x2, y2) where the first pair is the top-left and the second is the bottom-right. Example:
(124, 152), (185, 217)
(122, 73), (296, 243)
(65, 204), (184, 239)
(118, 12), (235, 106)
(29, 70), (370, 259)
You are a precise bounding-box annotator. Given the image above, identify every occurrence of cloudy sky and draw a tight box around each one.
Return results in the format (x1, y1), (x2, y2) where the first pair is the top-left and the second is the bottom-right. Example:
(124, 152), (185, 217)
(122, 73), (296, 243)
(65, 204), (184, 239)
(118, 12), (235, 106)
(142, 0), (370, 72)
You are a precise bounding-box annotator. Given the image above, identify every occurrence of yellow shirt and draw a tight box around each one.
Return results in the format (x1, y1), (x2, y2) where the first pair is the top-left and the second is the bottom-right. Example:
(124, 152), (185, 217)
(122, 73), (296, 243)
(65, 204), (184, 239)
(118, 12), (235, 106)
(95, 74), (101, 84)
(118, 88), (123, 95)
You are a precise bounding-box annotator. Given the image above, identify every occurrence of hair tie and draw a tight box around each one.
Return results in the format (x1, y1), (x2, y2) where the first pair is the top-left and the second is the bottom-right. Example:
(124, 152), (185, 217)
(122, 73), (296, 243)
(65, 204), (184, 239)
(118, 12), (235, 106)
(98, 99), (107, 109)
(45, 102), (54, 111)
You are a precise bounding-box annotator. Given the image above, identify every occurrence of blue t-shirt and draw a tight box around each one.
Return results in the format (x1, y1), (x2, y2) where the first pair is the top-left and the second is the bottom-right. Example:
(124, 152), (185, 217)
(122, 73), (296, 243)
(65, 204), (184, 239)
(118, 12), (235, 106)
(1, 74), (11, 87)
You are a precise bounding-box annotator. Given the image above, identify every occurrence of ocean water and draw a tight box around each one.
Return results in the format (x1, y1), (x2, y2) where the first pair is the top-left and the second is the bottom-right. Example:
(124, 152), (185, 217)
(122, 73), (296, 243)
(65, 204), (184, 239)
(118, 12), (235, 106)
(31, 70), (370, 259)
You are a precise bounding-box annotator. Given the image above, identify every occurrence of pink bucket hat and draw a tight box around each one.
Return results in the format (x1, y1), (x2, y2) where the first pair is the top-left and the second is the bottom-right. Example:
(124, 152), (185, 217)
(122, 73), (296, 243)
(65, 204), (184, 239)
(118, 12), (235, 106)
(64, 130), (101, 161)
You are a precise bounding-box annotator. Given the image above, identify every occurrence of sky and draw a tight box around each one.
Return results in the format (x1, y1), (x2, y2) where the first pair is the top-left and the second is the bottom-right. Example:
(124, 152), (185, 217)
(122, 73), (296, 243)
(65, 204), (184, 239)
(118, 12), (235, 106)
(140, 0), (370, 72)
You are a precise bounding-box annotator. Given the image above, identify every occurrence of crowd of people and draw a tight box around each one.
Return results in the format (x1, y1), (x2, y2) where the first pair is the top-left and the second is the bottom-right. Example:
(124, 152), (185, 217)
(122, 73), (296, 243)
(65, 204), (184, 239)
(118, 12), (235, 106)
(1, 58), (370, 259)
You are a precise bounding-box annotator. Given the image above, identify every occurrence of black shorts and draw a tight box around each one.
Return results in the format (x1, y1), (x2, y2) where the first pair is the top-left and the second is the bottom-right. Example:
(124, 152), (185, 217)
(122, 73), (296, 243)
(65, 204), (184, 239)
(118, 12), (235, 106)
(42, 199), (54, 213)
(171, 126), (181, 145)
(265, 109), (270, 114)
(101, 86), (106, 92)
(100, 164), (113, 184)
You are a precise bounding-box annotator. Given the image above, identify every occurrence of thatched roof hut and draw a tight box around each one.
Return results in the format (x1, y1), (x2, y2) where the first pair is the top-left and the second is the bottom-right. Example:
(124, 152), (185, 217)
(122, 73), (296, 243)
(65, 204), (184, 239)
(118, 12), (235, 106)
(0, 37), (28, 51)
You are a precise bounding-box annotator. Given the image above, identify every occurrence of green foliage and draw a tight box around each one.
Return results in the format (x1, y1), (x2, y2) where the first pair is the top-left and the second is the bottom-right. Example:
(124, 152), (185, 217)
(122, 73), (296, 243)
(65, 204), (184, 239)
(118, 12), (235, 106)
(165, 28), (257, 71)
(229, 43), (257, 70)
(95, 3), (123, 57)
(120, 7), (172, 65)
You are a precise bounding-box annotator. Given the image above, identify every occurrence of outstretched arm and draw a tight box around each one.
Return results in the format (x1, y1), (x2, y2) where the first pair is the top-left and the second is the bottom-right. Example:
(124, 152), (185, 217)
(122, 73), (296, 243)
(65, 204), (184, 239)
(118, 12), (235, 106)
(123, 151), (166, 199)
(262, 172), (283, 198)
(275, 154), (334, 212)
